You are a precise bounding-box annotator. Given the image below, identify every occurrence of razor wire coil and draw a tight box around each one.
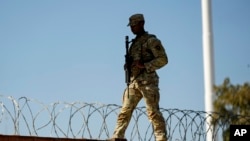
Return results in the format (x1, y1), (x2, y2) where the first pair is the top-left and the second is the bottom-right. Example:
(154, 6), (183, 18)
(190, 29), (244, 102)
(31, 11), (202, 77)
(1, 95), (250, 141)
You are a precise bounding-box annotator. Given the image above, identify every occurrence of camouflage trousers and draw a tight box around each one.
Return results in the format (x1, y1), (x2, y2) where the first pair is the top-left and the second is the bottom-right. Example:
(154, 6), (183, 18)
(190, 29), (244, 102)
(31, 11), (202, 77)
(112, 81), (167, 141)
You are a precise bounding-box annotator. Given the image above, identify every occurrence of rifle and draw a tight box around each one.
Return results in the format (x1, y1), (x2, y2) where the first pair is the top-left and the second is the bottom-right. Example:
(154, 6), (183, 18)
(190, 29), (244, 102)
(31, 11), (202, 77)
(125, 36), (132, 90)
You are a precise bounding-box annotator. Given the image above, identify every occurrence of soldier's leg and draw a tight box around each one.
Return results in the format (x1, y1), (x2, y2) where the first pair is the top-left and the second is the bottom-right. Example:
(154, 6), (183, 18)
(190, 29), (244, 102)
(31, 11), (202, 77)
(141, 85), (167, 141)
(112, 87), (142, 138)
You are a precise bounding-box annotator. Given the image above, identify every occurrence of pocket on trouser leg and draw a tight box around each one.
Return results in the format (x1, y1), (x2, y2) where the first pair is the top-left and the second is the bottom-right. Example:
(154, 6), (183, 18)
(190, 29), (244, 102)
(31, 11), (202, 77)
(143, 86), (160, 104)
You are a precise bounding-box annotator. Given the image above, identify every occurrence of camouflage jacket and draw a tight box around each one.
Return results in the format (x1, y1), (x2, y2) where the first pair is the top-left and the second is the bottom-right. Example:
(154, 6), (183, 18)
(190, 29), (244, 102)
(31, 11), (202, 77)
(129, 32), (168, 84)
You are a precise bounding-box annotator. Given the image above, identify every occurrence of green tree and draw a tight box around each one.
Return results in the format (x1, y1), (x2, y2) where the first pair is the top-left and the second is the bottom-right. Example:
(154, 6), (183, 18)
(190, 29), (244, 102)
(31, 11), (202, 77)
(212, 78), (250, 141)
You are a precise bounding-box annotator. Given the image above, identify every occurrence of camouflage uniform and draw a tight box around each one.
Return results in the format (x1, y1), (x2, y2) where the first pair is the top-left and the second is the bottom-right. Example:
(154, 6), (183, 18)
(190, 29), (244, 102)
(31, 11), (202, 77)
(112, 14), (168, 141)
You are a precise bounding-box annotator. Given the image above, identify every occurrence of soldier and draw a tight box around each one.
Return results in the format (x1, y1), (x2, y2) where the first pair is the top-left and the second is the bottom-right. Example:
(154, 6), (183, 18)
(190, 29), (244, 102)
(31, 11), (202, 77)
(112, 13), (168, 141)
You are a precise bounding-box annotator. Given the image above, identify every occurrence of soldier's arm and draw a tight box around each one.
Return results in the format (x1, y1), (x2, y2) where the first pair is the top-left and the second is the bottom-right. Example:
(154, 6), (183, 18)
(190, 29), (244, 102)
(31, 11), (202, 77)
(144, 38), (168, 73)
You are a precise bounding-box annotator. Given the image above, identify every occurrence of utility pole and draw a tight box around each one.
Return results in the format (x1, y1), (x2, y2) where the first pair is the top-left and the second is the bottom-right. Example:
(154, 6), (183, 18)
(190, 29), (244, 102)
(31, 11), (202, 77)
(201, 0), (216, 141)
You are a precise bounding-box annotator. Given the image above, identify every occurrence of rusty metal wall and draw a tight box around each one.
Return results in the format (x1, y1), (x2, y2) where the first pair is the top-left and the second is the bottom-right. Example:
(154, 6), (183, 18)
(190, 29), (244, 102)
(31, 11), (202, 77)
(0, 134), (126, 141)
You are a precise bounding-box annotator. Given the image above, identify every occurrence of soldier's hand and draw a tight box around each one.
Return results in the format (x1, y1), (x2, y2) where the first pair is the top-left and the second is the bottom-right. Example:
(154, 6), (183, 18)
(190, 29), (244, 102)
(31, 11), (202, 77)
(134, 60), (145, 69)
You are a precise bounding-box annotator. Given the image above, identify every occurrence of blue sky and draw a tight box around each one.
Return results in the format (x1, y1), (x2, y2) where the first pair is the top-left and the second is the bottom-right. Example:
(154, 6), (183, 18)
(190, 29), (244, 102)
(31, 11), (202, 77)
(0, 0), (249, 112)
